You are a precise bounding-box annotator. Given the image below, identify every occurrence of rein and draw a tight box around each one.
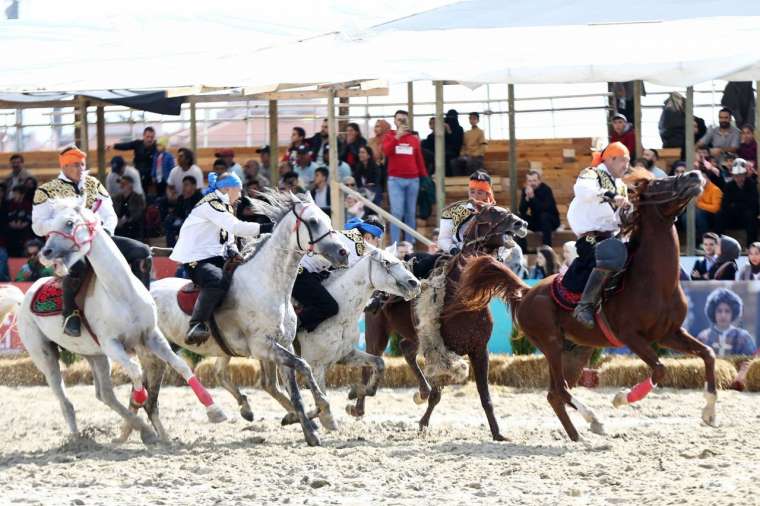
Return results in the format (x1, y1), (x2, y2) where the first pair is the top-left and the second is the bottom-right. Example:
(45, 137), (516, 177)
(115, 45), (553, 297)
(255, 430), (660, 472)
(634, 188), (692, 224)
(461, 209), (512, 255)
(290, 203), (334, 254)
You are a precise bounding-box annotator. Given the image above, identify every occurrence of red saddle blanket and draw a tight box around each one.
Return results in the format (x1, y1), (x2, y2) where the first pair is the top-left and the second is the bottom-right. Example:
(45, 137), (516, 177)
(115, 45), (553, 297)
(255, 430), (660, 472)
(551, 272), (625, 312)
(177, 282), (200, 316)
(30, 278), (67, 316)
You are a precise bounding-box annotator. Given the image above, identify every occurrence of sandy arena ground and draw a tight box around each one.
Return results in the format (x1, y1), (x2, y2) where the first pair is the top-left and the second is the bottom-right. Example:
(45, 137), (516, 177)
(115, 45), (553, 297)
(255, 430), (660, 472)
(0, 384), (759, 505)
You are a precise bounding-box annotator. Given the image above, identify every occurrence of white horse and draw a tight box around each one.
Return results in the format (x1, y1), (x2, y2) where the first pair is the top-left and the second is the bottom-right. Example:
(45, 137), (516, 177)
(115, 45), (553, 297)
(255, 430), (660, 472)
(142, 191), (348, 446)
(0, 284), (24, 325)
(16, 198), (226, 446)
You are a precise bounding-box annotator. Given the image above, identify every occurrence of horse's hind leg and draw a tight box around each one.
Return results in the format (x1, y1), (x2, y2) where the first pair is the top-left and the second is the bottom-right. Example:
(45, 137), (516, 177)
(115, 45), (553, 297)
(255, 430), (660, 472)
(418, 384), (442, 433)
(532, 335), (581, 441)
(341, 349), (385, 417)
(259, 360), (306, 426)
(469, 348), (506, 441)
(659, 328), (718, 426)
(214, 356), (254, 422)
(560, 342), (606, 435)
(399, 338), (431, 405)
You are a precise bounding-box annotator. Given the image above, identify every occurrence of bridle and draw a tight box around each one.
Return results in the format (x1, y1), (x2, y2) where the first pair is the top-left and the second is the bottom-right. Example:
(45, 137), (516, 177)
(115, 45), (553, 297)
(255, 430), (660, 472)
(366, 251), (407, 294)
(633, 183), (696, 224)
(47, 215), (98, 252)
(461, 207), (517, 254)
(290, 202), (335, 254)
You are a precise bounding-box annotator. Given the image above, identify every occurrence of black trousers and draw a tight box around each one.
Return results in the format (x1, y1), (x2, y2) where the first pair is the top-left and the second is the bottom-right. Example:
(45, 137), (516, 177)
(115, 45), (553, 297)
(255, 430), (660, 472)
(562, 236), (599, 293)
(526, 212), (560, 246)
(292, 271), (338, 332)
(716, 207), (758, 244)
(187, 257), (227, 291)
(405, 252), (442, 280)
(112, 235), (151, 265)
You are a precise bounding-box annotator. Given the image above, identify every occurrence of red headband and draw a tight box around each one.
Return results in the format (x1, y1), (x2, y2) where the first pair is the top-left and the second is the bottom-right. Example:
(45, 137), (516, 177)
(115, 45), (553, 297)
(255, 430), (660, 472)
(469, 180), (495, 204)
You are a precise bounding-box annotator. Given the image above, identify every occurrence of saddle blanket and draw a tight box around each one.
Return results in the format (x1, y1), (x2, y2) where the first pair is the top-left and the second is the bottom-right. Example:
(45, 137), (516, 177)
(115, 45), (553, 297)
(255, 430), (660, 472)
(30, 278), (65, 316)
(177, 282), (200, 316)
(551, 272), (626, 312)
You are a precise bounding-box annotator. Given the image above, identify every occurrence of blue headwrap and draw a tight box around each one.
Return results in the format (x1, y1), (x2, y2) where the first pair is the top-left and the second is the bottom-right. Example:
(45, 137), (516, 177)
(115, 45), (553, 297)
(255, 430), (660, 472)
(204, 172), (242, 195)
(346, 217), (383, 238)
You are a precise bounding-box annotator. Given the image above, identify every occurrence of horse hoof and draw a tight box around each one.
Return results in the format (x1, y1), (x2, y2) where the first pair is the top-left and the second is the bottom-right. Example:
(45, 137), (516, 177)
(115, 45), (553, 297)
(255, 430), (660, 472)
(346, 405), (364, 418)
(590, 421), (607, 436)
(206, 404), (228, 424)
(492, 433), (509, 442)
(612, 389), (630, 408)
(281, 413), (299, 426)
(240, 407), (254, 422)
(305, 432), (321, 447)
(413, 392), (426, 405)
(319, 413), (338, 432)
(140, 428), (160, 446)
(111, 435), (128, 445)
(347, 385), (358, 400)
(702, 408), (718, 427)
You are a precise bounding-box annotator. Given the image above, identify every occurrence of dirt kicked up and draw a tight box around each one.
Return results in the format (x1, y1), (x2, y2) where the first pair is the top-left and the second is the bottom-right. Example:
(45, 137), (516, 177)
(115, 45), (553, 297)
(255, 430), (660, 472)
(0, 384), (758, 505)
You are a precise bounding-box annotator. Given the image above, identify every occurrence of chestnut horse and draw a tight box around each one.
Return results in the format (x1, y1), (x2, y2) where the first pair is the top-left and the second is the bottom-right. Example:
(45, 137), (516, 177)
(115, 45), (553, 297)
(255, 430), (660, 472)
(355, 205), (527, 441)
(453, 170), (715, 441)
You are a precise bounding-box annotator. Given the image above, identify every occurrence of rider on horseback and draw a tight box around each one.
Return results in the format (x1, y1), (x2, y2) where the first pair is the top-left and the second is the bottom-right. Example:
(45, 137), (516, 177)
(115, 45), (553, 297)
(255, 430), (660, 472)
(32, 146), (153, 337)
(293, 215), (384, 332)
(170, 172), (273, 345)
(564, 141), (632, 328)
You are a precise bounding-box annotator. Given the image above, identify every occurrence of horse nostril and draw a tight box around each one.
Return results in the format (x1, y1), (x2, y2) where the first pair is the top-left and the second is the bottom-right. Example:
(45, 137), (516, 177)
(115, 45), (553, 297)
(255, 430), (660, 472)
(43, 248), (53, 257)
(409, 279), (419, 288)
(338, 248), (348, 257)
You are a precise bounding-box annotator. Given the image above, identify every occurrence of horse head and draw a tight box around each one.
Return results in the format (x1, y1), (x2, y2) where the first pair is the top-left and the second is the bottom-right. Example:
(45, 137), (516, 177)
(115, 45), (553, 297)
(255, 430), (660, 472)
(280, 191), (349, 267)
(39, 196), (99, 272)
(627, 168), (703, 227)
(365, 245), (420, 300)
(461, 205), (528, 255)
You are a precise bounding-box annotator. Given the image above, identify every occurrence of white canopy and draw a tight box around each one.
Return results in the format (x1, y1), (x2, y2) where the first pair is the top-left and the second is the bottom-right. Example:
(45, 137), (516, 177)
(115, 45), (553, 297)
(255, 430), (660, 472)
(2, 0), (760, 92)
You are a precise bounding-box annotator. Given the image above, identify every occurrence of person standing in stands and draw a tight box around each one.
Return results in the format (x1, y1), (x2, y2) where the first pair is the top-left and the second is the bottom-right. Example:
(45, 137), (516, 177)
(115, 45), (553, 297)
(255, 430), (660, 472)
(609, 113), (636, 155)
(444, 109), (464, 176)
(4, 154), (33, 200)
(518, 169), (560, 248)
(110, 126), (158, 192)
(167, 147), (205, 194)
(152, 137), (175, 197)
(340, 122), (367, 171)
(452, 112), (488, 175)
(284, 127), (309, 166)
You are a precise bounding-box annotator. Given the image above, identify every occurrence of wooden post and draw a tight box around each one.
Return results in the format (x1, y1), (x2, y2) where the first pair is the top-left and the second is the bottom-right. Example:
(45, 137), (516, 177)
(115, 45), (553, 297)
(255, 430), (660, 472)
(508, 83), (518, 209)
(96, 106), (106, 183)
(633, 80), (643, 159)
(338, 96), (349, 134)
(407, 82), (415, 132)
(434, 81), (446, 221)
(189, 99), (198, 154)
(755, 81), (760, 168)
(268, 100), (278, 177)
(685, 86), (696, 255)
(79, 98), (89, 153)
(328, 90), (344, 228)
(14, 108), (23, 152)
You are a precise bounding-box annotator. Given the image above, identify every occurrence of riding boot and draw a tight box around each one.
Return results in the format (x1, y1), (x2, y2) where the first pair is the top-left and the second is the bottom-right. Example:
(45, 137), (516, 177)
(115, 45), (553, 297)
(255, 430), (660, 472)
(130, 258), (152, 290)
(187, 286), (226, 346)
(572, 268), (612, 329)
(62, 274), (84, 337)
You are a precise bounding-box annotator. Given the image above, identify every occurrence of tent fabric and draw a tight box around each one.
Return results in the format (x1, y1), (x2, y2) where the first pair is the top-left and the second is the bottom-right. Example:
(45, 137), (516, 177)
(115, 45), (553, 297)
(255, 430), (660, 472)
(0, 90), (186, 115)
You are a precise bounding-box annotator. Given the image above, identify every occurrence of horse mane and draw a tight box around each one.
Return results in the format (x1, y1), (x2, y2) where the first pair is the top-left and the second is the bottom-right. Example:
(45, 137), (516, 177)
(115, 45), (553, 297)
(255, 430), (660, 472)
(50, 198), (97, 222)
(246, 189), (304, 225)
(619, 168), (655, 238)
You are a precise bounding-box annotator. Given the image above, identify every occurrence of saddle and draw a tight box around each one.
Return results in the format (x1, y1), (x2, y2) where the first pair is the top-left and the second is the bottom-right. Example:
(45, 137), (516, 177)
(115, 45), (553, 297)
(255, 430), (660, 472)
(30, 276), (90, 317)
(175, 282), (240, 357)
(551, 269), (627, 312)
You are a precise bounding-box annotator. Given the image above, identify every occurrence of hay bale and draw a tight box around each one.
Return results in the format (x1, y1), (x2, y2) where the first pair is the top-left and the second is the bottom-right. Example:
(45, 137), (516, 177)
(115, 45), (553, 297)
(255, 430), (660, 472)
(194, 357), (260, 387)
(599, 357), (736, 389)
(0, 357), (46, 386)
(741, 358), (760, 392)
(493, 355), (550, 389)
(63, 361), (94, 385)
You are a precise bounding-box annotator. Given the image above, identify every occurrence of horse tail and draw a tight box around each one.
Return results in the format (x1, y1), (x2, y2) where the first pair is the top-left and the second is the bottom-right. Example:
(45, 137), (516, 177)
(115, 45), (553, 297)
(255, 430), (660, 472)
(445, 255), (529, 322)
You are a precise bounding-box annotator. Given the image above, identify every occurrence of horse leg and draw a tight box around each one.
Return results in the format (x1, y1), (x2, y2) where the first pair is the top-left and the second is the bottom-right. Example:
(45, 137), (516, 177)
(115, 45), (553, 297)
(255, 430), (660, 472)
(113, 351), (169, 443)
(612, 334), (666, 408)
(340, 349), (385, 418)
(399, 338), (431, 405)
(280, 362), (320, 446)
(214, 356), (254, 422)
(659, 328), (718, 426)
(560, 343), (606, 435)
(144, 329), (227, 423)
(531, 335), (581, 441)
(418, 384), (442, 433)
(354, 314), (390, 417)
(258, 360), (309, 426)
(469, 348), (507, 441)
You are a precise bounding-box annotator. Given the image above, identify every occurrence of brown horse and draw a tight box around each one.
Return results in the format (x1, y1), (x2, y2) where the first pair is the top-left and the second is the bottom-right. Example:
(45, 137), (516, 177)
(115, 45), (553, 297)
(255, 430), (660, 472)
(454, 170), (714, 441)
(354, 205), (527, 441)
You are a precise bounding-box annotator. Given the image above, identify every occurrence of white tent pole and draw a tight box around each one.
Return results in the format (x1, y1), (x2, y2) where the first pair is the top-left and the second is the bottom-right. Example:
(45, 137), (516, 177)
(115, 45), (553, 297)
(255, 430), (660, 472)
(189, 98), (198, 154)
(434, 81), (446, 221)
(508, 83), (517, 209)
(685, 86), (695, 255)
(268, 99), (278, 178)
(407, 82), (415, 131)
(15, 108), (23, 152)
(328, 90), (344, 228)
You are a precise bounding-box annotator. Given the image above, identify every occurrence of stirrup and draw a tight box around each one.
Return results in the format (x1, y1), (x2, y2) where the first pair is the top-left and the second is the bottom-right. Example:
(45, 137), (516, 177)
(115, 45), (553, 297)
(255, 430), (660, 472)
(186, 321), (211, 345)
(572, 304), (596, 329)
(63, 310), (82, 337)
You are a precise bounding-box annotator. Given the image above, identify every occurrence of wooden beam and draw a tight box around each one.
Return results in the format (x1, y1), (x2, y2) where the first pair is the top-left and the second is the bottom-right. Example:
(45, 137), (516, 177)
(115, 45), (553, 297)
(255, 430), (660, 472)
(79, 97), (89, 153)
(96, 106), (106, 183)
(508, 84), (518, 209)
(434, 81), (446, 222)
(756, 81), (760, 170)
(407, 82), (414, 132)
(242, 88), (389, 101)
(328, 91), (344, 228)
(685, 86), (695, 255)
(189, 98), (198, 153)
(633, 80), (642, 159)
(268, 100), (278, 179)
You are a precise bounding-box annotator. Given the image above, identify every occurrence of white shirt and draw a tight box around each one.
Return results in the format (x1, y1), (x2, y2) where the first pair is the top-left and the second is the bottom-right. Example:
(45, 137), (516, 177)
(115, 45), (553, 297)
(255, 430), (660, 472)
(300, 229), (365, 273)
(32, 172), (117, 236)
(106, 165), (144, 196)
(170, 190), (262, 264)
(438, 201), (476, 253)
(228, 163), (245, 182)
(167, 164), (205, 194)
(567, 163), (625, 237)
(313, 185), (328, 208)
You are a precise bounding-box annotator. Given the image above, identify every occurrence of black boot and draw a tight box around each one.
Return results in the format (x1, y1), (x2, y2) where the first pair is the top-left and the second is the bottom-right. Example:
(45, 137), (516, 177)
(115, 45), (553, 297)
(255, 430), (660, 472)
(62, 274), (84, 337)
(572, 268), (611, 329)
(187, 286), (226, 346)
(130, 257), (152, 290)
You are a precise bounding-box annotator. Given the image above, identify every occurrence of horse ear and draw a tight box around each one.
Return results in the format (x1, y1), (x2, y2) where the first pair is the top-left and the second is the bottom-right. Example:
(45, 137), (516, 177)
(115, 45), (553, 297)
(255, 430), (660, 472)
(385, 242), (398, 256)
(301, 191), (314, 204)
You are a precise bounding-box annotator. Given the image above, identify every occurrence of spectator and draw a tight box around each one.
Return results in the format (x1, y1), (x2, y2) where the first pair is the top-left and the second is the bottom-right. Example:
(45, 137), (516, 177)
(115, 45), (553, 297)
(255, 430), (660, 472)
(354, 145), (383, 205)
(609, 112), (636, 155)
(642, 149), (667, 178)
(706, 158), (758, 245)
(277, 160), (292, 179)
(0, 184), (9, 280)
(691, 232), (719, 280)
(420, 117), (436, 155)
(152, 137), (175, 196)
(7, 184), (32, 256)
(559, 240), (577, 275)
(721, 82), (755, 130)
(709, 235), (740, 280)
(106, 155), (144, 196)
(694, 158), (722, 242)
(671, 160), (687, 176)
(243, 159), (270, 188)
(611, 82), (634, 122)
(345, 185), (376, 222)
(23, 177), (37, 204)
(396, 241), (414, 260)
(15, 239), (53, 282)
(452, 112), (487, 176)
(215, 148), (245, 181)
(529, 245), (560, 280)
(310, 167), (330, 215)
(340, 122), (367, 170)
(737, 125), (757, 164)
(293, 145), (318, 187)
(113, 175), (146, 240)
(111, 126), (158, 191)
(659, 92), (686, 148)
(697, 287), (756, 356)
(518, 170), (560, 247)
(681, 117), (709, 161)
(284, 127), (308, 166)
(504, 245), (529, 280)
(309, 119), (330, 166)
(167, 147), (204, 194)
(211, 158), (228, 178)
(257, 145), (273, 175)
(383, 109), (428, 245)
(4, 154), (33, 200)
(427, 228), (440, 254)
(159, 185), (180, 247)
(739, 242), (760, 281)
(280, 171), (305, 194)
(322, 144), (352, 181)
(367, 119), (391, 168)
(245, 178), (262, 197)
(443, 109), (465, 176)
(166, 176), (202, 246)
(698, 108), (741, 161)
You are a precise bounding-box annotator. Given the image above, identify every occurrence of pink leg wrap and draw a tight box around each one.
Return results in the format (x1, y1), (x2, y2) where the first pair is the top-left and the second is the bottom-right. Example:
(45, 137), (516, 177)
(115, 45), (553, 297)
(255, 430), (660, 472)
(188, 376), (214, 407)
(627, 377), (654, 403)
(131, 386), (148, 406)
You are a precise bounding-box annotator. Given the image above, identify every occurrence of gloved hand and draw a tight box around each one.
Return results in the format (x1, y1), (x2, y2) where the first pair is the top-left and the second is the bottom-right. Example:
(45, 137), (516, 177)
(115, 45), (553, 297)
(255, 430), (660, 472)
(259, 222), (274, 234)
(449, 247), (460, 255)
(224, 254), (244, 272)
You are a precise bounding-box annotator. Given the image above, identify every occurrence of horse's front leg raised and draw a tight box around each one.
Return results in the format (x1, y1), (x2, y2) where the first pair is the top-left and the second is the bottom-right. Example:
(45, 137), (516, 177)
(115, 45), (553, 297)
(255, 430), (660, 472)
(340, 349), (385, 418)
(399, 338), (431, 405)
(612, 332), (667, 409)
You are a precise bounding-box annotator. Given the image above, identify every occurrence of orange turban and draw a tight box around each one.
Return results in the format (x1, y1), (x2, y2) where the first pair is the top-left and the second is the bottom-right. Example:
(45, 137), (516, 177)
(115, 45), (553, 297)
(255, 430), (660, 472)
(468, 179), (495, 204)
(59, 146), (87, 167)
(592, 142), (630, 167)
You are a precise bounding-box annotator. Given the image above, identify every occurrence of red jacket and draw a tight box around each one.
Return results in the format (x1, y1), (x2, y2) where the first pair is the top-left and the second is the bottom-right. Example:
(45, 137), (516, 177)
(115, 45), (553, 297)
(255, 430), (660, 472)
(383, 131), (428, 179)
(609, 128), (636, 157)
